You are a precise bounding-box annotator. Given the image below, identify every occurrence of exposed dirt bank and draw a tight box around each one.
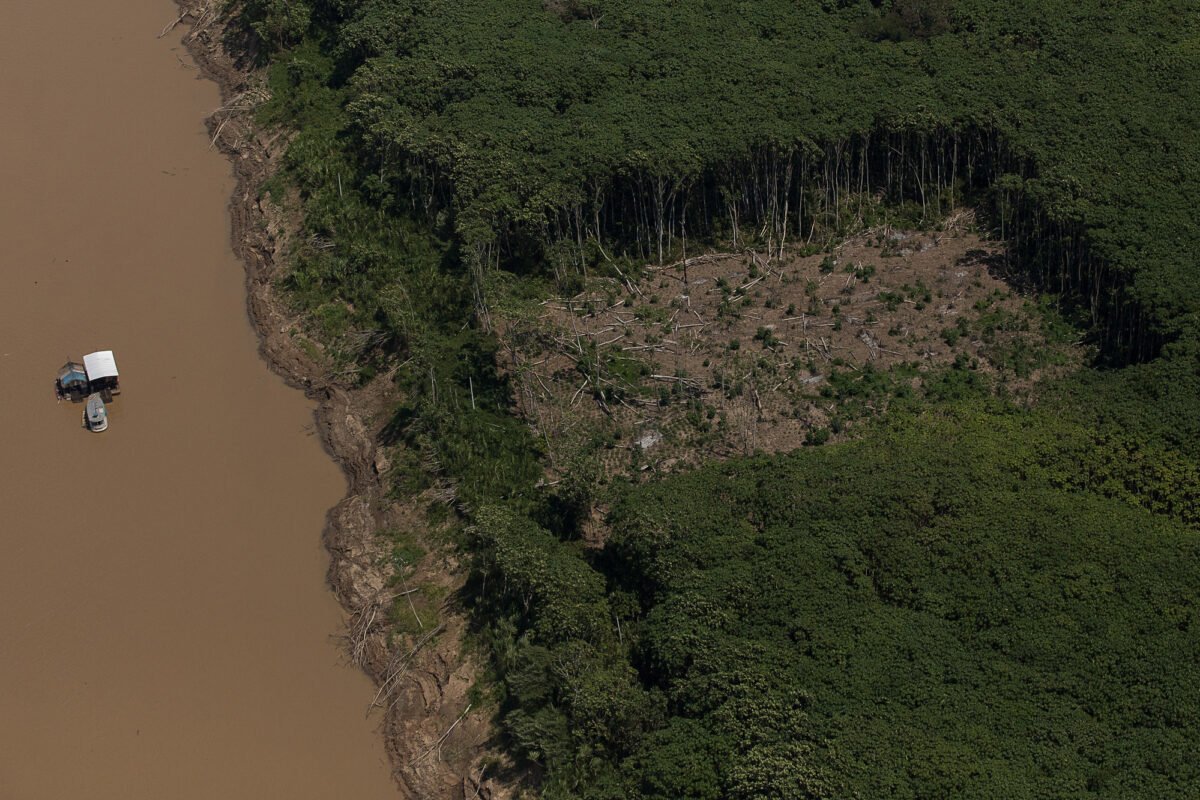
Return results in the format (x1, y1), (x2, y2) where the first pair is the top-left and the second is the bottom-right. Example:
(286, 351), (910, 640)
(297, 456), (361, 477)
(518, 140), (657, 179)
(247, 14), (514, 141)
(173, 4), (506, 798)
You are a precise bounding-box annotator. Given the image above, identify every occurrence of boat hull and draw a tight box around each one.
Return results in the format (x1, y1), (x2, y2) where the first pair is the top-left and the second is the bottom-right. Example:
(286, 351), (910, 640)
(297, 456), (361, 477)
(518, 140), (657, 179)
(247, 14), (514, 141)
(85, 393), (109, 432)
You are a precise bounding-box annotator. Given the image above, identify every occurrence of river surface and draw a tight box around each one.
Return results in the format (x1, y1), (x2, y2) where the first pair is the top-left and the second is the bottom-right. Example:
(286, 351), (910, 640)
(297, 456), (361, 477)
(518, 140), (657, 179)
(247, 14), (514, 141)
(0, 2), (398, 797)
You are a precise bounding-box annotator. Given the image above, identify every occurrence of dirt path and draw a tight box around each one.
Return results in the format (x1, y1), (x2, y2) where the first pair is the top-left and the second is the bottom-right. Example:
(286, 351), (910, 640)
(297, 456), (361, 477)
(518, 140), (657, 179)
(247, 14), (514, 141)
(0, 2), (397, 797)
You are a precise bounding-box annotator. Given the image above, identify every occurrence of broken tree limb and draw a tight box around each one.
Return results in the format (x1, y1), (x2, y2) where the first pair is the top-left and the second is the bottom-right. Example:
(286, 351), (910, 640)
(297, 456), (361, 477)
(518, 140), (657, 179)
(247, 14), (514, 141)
(410, 704), (474, 766)
(158, 9), (189, 38)
(648, 374), (702, 388)
(368, 622), (447, 714)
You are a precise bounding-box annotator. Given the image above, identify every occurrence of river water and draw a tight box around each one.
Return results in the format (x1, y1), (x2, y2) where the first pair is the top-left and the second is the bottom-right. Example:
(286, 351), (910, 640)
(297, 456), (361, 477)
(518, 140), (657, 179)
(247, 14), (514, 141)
(0, 2), (398, 797)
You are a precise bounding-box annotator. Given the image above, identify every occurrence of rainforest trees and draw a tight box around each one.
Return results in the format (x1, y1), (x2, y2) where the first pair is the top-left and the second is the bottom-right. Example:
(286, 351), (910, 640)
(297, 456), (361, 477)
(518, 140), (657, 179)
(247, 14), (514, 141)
(238, 0), (1200, 795)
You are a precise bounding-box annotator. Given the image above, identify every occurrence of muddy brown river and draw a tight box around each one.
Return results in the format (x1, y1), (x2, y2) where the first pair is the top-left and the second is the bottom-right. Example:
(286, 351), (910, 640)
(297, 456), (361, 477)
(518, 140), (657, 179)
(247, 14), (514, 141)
(0, 2), (398, 797)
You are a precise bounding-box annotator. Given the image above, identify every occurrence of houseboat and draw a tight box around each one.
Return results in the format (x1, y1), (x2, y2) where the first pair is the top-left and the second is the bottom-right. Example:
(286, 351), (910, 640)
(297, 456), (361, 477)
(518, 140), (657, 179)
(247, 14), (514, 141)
(55, 361), (90, 401)
(83, 350), (120, 399)
(57, 350), (121, 401)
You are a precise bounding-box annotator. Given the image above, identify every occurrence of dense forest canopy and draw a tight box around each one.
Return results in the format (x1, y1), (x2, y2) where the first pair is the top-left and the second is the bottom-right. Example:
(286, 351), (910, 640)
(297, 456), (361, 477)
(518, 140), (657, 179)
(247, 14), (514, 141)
(247, 0), (1200, 351)
(236, 0), (1200, 796)
(601, 416), (1200, 798)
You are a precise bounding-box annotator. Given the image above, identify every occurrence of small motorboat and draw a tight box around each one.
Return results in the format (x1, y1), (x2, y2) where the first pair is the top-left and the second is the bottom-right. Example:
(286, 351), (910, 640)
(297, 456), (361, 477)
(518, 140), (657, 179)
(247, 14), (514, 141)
(85, 392), (109, 432)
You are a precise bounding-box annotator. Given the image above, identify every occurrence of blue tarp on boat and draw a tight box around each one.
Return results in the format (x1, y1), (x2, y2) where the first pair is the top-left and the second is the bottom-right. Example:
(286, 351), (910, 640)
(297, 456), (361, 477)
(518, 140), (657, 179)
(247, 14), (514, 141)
(58, 364), (88, 386)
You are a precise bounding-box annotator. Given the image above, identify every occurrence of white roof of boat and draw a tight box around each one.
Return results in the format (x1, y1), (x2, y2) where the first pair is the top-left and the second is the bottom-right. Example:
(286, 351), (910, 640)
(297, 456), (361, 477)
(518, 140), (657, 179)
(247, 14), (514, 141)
(83, 350), (119, 380)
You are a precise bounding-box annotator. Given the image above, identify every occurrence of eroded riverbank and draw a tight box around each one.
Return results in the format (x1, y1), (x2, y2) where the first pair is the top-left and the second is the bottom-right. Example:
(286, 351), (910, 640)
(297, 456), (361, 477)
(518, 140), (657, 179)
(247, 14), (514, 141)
(0, 2), (397, 796)
(173, 4), (503, 796)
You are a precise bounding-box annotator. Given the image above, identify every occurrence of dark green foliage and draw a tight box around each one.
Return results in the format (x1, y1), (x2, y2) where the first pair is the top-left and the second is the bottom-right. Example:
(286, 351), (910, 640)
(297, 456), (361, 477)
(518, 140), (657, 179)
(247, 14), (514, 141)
(255, 38), (545, 510)
(859, 0), (958, 42)
(469, 507), (662, 793)
(241, 0), (312, 51)
(471, 507), (610, 642)
(238, 0), (1200, 795)
(386, 330), (545, 509)
(803, 426), (831, 446)
(247, 0), (1200, 362)
(603, 411), (1200, 798)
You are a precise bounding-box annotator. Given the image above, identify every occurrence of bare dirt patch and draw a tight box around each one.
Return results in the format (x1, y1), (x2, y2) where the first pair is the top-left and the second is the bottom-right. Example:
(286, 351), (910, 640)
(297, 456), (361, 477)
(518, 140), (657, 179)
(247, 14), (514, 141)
(500, 213), (1081, 493)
